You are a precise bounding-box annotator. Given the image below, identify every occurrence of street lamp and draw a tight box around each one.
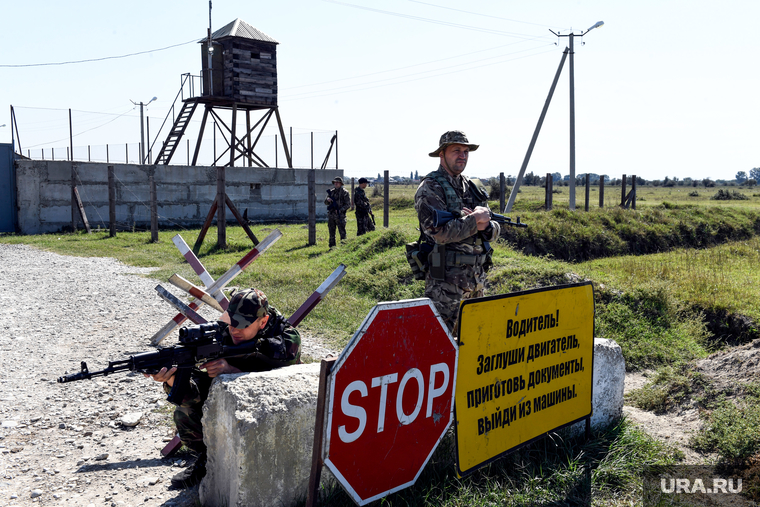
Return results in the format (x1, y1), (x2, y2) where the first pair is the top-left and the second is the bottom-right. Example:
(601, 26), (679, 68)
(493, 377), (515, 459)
(548, 21), (604, 210)
(130, 97), (157, 164)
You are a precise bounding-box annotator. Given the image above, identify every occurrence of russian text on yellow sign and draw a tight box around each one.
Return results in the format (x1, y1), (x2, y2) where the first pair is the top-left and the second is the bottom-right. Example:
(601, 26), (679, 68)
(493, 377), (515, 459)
(455, 282), (594, 476)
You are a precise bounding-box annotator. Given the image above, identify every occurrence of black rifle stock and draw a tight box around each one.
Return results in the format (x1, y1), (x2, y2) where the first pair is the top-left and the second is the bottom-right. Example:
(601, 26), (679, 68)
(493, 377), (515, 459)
(58, 322), (259, 405)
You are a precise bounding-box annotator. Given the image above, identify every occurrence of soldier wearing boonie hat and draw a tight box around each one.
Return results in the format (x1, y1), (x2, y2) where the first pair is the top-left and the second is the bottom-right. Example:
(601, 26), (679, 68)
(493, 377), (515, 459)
(325, 175), (351, 247)
(412, 130), (500, 336)
(354, 177), (375, 236)
(145, 286), (300, 489)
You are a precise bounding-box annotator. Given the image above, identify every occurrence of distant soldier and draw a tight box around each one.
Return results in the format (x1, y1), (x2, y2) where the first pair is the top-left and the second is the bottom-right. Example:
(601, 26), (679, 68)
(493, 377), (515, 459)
(354, 177), (375, 236)
(324, 177), (351, 247)
(414, 131), (500, 335)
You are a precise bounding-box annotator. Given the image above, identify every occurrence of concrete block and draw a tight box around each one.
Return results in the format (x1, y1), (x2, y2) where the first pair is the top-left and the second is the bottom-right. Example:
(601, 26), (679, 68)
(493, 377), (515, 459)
(156, 184), (187, 202)
(39, 205), (71, 224)
(75, 163), (109, 183)
(39, 182), (73, 203)
(157, 204), (198, 221)
(569, 338), (625, 435)
(160, 165), (211, 184)
(261, 185), (295, 201)
(189, 184), (217, 203)
(200, 363), (329, 507)
(75, 184), (110, 203)
(113, 164), (149, 183)
(46, 161), (74, 182)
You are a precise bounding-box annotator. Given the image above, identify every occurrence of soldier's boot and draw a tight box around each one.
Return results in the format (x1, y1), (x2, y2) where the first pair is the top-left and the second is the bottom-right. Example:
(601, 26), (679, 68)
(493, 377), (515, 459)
(171, 452), (206, 488)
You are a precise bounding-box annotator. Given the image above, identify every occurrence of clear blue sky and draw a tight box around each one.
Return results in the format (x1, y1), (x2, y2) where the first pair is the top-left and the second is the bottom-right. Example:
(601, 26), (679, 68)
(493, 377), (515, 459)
(2, 0), (757, 182)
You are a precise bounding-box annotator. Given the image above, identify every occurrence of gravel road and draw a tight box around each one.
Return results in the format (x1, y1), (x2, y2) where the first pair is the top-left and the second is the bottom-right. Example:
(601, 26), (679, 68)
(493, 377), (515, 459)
(0, 243), (337, 507)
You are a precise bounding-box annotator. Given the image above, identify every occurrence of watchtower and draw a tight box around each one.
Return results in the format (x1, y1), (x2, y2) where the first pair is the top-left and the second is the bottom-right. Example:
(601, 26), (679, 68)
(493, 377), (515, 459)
(155, 18), (292, 168)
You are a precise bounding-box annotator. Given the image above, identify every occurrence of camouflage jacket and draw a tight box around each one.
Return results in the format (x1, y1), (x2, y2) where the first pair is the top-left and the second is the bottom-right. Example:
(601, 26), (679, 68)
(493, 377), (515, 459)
(354, 187), (372, 214)
(414, 165), (500, 255)
(324, 187), (351, 215)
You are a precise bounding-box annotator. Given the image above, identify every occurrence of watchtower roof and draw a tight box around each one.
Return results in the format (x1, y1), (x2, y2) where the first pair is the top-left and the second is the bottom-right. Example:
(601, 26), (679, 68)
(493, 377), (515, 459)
(201, 18), (279, 44)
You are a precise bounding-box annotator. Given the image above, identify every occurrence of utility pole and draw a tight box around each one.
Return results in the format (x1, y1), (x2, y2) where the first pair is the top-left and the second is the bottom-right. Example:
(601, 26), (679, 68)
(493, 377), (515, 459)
(550, 21), (603, 211)
(131, 97), (157, 164)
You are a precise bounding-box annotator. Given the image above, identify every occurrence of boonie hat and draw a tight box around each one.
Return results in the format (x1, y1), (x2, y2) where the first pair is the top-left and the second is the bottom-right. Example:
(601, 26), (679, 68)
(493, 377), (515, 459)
(227, 288), (269, 329)
(358, 177), (368, 184)
(428, 130), (479, 157)
(332, 177), (344, 184)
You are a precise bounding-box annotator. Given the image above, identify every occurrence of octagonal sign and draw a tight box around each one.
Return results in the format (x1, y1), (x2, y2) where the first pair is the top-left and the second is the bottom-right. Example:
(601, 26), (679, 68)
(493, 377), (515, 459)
(323, 298), (458, 505)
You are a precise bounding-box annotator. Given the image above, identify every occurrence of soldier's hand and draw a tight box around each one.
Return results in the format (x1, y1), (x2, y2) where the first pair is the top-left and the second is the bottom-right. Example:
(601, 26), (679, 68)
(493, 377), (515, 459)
(326, 198), (333, 203)
(200, 359), (241, 378)
(471, 206), (492, 231)
(144, 366), (177, 387)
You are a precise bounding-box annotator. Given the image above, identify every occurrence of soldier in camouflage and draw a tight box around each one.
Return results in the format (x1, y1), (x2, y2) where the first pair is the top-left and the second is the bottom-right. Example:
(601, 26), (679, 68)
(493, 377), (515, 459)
(414, 131), (501, 335)
(146, 288), (301, 488)
(324, 176), (351, 247)
(354, 177), (375, 236)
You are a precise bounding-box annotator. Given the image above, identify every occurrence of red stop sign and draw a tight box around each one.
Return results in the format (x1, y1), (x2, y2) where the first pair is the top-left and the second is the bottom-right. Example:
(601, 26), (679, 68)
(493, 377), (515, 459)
(323, 299), (458, 505)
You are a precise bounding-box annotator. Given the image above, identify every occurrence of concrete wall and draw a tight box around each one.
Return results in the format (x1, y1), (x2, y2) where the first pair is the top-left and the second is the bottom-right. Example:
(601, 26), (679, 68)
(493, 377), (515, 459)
(14, 160), (342, 234)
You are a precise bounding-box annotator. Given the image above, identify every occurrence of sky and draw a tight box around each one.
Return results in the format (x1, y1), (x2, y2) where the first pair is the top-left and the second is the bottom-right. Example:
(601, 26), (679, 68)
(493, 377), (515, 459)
(2, 0), (758, 182)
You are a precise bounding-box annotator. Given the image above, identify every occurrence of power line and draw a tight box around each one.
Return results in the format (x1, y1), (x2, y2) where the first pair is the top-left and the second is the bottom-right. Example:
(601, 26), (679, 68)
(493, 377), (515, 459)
(0, 39), (197, 68)
(282, 45), (557, 102)
(322, 0), (554, 40)
(283, 43), (553, 99)
(407, 0), (567, 30)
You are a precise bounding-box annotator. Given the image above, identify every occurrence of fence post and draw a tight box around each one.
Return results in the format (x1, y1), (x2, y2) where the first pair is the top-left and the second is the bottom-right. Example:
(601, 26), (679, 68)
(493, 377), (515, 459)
(383, 170), (389, 228)
(585, 173), (590, 212)
(308, 169), (316, 246)
(621, 174), (627, 207)
(71, 163), (77, 232)
(108, 165), (116, 237)
(350, 177), (355, 211)
(545, 173), (553, 211)
(631, 175), (637, 210)
(106, 144), (109, 163)
(499, 172), (506, 212)
(599, 175), (605, 208)
(150, 166), (158, 242)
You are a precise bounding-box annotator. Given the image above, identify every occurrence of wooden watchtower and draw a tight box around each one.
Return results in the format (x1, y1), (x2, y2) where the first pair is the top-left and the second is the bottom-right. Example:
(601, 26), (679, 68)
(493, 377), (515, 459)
(155, 18), (292, 168)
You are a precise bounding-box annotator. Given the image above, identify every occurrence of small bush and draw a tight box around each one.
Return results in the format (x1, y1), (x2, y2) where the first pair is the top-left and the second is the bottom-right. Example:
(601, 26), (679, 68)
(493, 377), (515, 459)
(688, 190), (699, 197)
(691, 399), (760, 463)
(711, 189), (749, 200)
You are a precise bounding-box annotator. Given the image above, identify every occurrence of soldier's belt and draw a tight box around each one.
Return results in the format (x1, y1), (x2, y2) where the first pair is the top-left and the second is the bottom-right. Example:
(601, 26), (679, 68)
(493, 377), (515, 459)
(446, 251), (486, 266)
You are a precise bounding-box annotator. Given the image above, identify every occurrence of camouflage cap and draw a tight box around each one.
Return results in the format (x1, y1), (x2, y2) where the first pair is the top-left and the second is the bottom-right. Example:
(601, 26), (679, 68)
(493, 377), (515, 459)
(428, 130), (479, 157)
(358, 177), (369, 184)
(227, 288), (270, 329)
(332, 177), (344, 184)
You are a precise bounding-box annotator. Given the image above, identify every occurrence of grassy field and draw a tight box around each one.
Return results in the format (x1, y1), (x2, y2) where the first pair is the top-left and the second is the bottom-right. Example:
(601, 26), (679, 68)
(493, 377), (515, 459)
(2, 183), (759, 505)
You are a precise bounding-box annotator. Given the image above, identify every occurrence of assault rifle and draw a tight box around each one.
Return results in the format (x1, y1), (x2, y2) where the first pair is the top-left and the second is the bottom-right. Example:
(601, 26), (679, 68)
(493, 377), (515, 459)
(325, 189), (340, 212)
(58, 323), (255, 405)
(432, 208), (527, 229)
(369, 210), (376, 226)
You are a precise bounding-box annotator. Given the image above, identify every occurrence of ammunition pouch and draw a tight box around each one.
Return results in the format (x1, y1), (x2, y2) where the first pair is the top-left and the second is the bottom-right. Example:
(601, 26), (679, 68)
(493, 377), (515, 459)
(405, 241), (433, 281)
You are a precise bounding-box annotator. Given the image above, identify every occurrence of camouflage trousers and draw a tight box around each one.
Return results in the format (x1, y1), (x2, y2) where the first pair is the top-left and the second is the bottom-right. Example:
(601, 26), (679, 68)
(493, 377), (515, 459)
(424, 263), (487, 337)
(327, 212), (347, 247)
(167, 376), (212, 455)
(355, 212), (375, 236)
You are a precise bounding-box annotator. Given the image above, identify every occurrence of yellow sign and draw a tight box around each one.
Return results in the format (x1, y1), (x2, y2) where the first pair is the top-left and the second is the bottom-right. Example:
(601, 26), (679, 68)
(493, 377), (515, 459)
(454, 282), (594, 476)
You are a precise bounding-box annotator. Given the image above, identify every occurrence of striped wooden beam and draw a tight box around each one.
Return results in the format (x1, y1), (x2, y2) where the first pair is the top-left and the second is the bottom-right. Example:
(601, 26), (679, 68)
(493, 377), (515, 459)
(288, 264), (347, 327)
(154, 285), (208, 325)
(172, 234), (229, 310)
(150, 229), (283, 346)
(168, 274), (224, 313)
